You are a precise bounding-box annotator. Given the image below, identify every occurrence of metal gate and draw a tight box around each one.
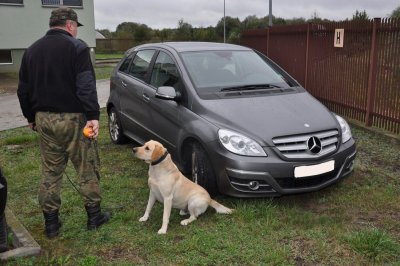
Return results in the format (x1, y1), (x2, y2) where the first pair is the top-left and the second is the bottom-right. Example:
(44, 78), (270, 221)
(241, 18), (400, 135)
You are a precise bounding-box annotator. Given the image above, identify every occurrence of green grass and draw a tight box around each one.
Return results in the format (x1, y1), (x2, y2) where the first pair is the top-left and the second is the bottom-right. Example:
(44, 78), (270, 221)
(0, 115), (399, 265)
(0, 72), (18, 80)
(95, 66), (115, 80)
(0, 66), (114, 91)
(95, 53), (124, 60)
(94, 52), (120, 79)
(345, 228), (400, 263)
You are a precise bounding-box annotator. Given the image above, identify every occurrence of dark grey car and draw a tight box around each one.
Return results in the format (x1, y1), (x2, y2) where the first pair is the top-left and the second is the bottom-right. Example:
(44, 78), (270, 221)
(106, 42), (356, 197)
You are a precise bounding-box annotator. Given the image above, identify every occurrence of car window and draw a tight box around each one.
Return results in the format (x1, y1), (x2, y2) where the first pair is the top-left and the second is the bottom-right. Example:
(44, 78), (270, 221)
(127, 50), (155, 81)
(150, 51), (181, 89)
(118, 53), (134, 74)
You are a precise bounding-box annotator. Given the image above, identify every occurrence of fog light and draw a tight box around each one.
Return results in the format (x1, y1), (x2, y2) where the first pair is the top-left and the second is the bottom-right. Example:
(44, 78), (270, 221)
(248, 181), (260, 190)
(346, 160), (354, 170)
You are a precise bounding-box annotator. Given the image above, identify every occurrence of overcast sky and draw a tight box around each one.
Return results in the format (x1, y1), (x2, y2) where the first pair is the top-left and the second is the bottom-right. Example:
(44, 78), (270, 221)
(94, 0), (399, 31)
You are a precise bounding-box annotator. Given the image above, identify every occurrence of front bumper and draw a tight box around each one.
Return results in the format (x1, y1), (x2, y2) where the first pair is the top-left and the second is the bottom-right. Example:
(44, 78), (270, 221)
(208, 138), (357, 197)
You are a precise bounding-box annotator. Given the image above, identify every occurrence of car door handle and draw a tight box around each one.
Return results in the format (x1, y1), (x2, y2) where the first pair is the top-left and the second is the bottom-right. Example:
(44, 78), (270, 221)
(121, 81), (127, 87)
(142, 93), (150, 103)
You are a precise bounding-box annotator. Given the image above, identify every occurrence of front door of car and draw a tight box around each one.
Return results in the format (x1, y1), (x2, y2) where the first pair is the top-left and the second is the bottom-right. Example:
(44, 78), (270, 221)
(142, 50), (185, 153)
(119, 49), (156, 143)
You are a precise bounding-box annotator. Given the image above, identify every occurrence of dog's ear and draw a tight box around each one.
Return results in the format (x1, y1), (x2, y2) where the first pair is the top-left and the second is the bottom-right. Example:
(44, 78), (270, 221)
(151, 144), (165, 162)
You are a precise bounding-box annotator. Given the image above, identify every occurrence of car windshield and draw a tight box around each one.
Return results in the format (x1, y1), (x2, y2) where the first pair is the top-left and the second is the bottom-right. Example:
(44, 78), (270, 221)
(180, 50), (290, 93)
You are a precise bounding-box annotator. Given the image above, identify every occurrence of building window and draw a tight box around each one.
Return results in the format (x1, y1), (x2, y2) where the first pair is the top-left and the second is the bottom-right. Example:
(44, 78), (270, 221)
(42, 0), (82, 7)
(0, 0), (23, 5)
(0, 50), (13, 64)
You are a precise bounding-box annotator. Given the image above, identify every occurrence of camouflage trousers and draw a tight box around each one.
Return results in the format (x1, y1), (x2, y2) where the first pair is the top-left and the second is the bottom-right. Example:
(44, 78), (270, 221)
(35, 112), (102, 212)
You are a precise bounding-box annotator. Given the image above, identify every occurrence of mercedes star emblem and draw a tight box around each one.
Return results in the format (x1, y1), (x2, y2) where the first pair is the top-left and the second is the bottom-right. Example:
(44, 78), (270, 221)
(307, 136), (322, 154)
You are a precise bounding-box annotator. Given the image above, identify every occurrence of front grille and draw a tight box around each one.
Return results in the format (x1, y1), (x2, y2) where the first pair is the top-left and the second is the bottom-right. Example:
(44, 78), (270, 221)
(272, 130), (339, 159)
(275, 169), (339, 189)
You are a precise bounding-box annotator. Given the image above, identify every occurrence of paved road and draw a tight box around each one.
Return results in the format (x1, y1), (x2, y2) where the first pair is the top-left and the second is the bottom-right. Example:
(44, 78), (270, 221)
(0, 79), (110, 131)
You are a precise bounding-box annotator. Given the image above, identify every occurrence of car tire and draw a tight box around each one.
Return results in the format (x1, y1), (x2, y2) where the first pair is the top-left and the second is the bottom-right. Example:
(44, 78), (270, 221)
(108, 107), (128, 144)
(191, 142), (218, 196)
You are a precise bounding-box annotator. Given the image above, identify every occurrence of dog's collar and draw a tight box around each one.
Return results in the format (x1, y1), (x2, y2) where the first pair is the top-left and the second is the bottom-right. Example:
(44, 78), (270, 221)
(151, 151), (169, 166)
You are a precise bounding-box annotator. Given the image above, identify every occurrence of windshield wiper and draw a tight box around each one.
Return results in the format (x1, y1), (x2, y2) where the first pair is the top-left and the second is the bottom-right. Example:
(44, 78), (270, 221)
(220, 84), (281, 92)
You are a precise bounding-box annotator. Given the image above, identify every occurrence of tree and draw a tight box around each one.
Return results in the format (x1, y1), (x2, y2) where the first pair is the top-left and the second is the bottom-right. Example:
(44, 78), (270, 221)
(352, 10), (369, 20)
(153, 28), (174, 42)
(133, 24), (152, 43)
(215, 16), (241, 41)
(242, 15), (268, 29)
(227, 28), (241, 44)
(113, 22), (152, 41)
(173, 19), (193, 41)
(285, 17), (306, 25)
(115, 22), (139, 38)
(97, 29), (112, 38)
(272, 16), (287, 25)
(193, 27), (218, 42)
(391, 6), (400, 18)
(308, 11), (323, 23)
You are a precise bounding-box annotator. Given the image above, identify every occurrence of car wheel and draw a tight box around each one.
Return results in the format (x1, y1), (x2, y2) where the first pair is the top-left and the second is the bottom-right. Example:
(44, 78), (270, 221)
(191, 142), (218, 196)
(108, 107), (128, 144)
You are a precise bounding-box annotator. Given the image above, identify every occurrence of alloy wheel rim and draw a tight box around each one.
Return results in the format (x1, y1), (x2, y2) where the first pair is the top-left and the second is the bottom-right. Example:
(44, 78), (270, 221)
(191, 152), (198, 184)
(109, 112), (119, 141)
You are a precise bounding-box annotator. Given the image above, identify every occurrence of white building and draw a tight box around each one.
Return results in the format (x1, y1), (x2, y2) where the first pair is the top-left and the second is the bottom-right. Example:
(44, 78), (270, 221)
(0, 0), (95, 73)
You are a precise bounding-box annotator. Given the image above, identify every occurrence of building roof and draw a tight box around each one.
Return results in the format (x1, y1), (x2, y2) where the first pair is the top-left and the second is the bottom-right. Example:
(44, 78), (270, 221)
(96, 31), (106, 39)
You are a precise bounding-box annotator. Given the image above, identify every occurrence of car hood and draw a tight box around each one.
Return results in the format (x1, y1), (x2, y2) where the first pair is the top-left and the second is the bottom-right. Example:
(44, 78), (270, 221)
(195, 91), (339, 146)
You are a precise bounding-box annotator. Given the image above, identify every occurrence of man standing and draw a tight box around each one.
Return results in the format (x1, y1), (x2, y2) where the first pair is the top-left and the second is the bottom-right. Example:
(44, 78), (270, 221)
(17, 7), (110, 238)
(0, 168), (7, 252)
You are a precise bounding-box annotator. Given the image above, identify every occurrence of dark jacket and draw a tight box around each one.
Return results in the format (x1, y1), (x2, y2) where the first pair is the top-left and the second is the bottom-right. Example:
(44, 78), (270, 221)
(18, 29), (99, 122)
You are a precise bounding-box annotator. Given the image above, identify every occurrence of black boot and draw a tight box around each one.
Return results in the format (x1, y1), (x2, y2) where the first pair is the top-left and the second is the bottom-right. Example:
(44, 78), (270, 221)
(85, 204), (111, 230)
(43, 210), (62, 238)
(0, 213), (7, 253)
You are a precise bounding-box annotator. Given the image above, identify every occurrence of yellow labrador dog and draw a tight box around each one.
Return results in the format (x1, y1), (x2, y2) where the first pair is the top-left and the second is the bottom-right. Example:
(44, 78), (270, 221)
(133, 140), (232, 234)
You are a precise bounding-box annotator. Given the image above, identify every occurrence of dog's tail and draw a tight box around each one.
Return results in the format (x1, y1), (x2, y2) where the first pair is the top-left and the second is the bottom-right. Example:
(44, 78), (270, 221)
(209, 200), (233, 214)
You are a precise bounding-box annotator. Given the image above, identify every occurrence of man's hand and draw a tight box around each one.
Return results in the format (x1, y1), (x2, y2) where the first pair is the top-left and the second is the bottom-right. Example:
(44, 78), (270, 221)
(85, 120), (99, 138)
(28, 122), (37, 131)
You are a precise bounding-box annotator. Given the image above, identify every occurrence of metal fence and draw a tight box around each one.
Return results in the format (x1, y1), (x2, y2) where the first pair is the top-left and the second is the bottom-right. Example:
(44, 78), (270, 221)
(241, 18), (400, 135)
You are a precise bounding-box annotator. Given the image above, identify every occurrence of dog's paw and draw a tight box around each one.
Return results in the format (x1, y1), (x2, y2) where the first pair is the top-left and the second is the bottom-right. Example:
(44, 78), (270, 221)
(157, 228), (167, 234)
(180, 219), (190, 226)
(179, 210), (188, 216)
(139, 216), (148, 222)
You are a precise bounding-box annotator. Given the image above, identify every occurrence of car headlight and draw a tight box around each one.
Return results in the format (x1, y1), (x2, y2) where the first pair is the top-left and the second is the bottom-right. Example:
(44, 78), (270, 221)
(218, 129), (267, 157)
(335, 114), (352, 143)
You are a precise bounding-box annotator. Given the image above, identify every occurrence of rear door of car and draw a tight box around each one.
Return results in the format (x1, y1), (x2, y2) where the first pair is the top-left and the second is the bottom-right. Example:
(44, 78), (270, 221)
(119, 49), (156, 143)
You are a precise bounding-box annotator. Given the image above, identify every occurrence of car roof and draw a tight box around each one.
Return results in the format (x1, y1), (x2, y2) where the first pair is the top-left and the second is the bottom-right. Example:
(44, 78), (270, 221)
(133, 42), (252, 53)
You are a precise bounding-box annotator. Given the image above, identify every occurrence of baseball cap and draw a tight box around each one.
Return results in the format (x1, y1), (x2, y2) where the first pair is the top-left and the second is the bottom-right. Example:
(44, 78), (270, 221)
(49, 7), (83, 27)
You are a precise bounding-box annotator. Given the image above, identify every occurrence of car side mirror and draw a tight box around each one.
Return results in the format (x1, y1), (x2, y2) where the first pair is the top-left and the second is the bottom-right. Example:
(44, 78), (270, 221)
(155, 86), (181, 101)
